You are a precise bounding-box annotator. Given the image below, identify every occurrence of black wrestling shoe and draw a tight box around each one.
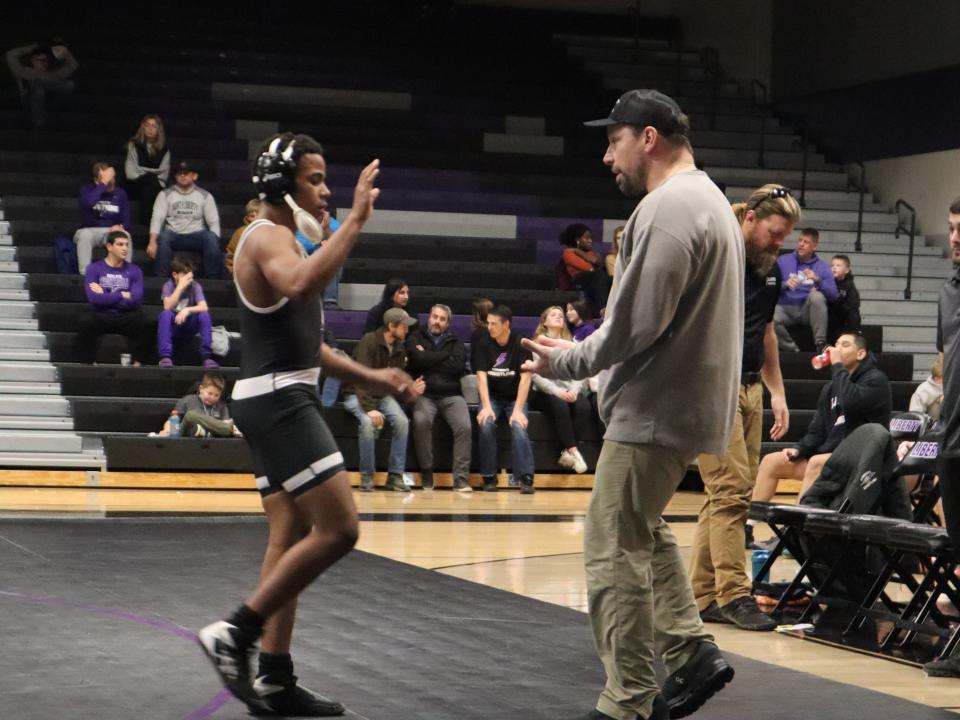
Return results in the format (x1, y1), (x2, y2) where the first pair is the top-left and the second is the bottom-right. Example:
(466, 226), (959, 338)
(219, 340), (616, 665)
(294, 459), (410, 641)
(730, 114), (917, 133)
(197, 621), (262, 709)
(250, 673), (345, 716)
(421, 470), (434, 490)
(481, 475), (498, 492)
(662, 641), (734, 718)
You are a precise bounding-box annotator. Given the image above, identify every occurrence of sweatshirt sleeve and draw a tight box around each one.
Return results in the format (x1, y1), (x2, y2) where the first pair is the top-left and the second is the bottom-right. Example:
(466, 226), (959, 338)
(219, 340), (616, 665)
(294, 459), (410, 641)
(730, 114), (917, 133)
(549, 223), (698, 381)
(204, 192), (221, 236)
(5, 45), (36, 81)
(150, 190), (167, 235)
(117, 265), (144, 310)
(124, 142), (143, 181)
(48, 48), (78, 80)
(352, 335), (381, 412)
(795, 384), (830, 459)
(85, 266), (119, 308)
(158, 150), (170, 186)
(532, 373), (565, 397)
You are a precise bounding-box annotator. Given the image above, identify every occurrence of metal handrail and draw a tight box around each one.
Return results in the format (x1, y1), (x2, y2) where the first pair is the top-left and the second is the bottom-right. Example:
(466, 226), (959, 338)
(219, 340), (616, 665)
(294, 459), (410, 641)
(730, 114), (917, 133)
(701, 46), (720, 130)
(894, 199), (917, 300)
(751, 79), (768, 168)
(853, 161), (866, 252)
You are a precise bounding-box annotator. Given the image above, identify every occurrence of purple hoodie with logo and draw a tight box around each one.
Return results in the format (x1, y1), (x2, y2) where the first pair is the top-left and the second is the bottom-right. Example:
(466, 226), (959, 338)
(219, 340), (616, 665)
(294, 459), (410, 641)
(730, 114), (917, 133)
(777, 250), (838, 306)
(78, 182), (130, 229)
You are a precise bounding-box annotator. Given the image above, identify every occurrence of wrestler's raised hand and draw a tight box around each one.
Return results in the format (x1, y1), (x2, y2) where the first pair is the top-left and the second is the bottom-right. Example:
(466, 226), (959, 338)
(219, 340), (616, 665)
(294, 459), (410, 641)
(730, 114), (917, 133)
(351, 159), (381, 225)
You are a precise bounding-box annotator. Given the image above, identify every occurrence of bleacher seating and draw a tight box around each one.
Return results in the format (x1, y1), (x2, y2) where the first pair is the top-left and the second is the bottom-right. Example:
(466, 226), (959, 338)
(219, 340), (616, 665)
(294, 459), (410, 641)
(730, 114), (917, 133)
(0, 3), (930, 475)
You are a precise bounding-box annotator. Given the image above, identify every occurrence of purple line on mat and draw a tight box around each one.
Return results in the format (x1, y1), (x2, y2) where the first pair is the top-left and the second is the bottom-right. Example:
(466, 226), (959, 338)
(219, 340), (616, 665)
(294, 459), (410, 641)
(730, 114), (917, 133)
(0, 589), (233, 719)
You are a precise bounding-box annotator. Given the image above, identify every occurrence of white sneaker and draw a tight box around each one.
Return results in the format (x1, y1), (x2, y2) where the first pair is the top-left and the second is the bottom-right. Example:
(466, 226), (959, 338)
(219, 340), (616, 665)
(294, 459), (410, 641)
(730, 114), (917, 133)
(558, 450), (575, 469)
(570, 448), (588, 474)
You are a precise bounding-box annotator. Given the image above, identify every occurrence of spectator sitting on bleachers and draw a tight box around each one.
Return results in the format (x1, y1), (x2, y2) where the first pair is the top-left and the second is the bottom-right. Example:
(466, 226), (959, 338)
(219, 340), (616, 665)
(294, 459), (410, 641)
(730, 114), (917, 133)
(344, 307), (423, 492)
(158, 372), (236, 437)
(74, 162), (131, 274)
(558, 222), (609, 315)
(363, 277), (410, 333)
(604, 225), (624, 278)
(751, 332), (892, 509)
(473, 304), (536, 493)
(147, 160), (222, 279)
(407, 303), (472, 492)
(910, 358), (943, 421)
(530, 306), (591, 474)
(469, 295), (494, 351)
(157, 255), (217, 369)
(76, 230), (150, 366)
(5, 40), (77, 128)
(827, 253), (862, 341)
(565, 298), (597, 341)
(225, 198), (260, 275)
(124, 114), (171, 225)
(773, 227), (838, 352)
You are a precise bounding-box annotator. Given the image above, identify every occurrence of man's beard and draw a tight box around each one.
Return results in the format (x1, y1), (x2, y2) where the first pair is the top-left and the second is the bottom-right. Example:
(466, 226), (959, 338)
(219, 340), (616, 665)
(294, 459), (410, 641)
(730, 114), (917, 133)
(745, 241), (778, 276)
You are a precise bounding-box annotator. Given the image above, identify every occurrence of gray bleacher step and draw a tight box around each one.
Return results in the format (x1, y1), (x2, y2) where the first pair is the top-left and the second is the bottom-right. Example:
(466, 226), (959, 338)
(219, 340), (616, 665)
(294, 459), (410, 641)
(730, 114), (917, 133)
(0, 416), (73, 430)
(0, 290), (28, 301)
(0, 348), (49, 361)
(725, 187), (881, 211)
(0, 272), (27, 289)
(884, 341), (939, 354)
(0, 302), (37, 319)
(861, 299), (937, 317)
(861, 289), (940, 302)
(0, 430), (83, 453)
(0, 362), (57, 382)
(0, 382), (61, 395)
(0, 331), (46, 348)
(0, 395), (69, 416)
(857, 276), (945, 292)
(0, 247), (15, 262)
(0, 235), (13, 246)
(709, 167), (848, 190)
(882, 326), (937, 343)
(870, 315), (937, 329)
(816, 243), (942, 257)
(340, 283), (386, 312)
(0, 318), (37, 331)
(0, 450), (104, 469)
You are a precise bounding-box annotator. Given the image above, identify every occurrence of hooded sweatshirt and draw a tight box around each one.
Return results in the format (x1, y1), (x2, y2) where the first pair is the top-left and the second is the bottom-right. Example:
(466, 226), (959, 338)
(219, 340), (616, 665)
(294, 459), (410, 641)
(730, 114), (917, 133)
(794, 352), (892, 459)
(78, 182), (130, 229)
(909, 376), (943, 420)
(777, 250), (839, 305)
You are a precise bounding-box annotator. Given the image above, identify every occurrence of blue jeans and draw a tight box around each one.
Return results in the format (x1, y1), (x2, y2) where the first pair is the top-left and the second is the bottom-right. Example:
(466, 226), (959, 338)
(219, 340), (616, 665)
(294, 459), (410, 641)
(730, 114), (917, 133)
(323, 267), (342, 305)
(343, 394), (409, 474)
(24, 77), (75, 128)
(477, 398), (534, 478)
(156, 229), (223, 279)
(320, 376), (341, 407)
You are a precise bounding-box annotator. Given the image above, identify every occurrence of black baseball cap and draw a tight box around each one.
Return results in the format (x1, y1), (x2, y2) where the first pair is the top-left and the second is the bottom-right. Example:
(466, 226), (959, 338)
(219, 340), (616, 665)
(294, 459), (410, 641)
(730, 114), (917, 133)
(174, 160), (195, 174)
(584, 89), (689, 135)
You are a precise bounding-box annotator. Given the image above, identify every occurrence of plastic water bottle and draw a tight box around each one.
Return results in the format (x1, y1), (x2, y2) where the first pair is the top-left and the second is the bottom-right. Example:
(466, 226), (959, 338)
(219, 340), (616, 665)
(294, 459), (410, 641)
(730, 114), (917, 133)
(168, 410), (181, 438)
(811, 348), (831, 370)
(752, 548), (771, 583)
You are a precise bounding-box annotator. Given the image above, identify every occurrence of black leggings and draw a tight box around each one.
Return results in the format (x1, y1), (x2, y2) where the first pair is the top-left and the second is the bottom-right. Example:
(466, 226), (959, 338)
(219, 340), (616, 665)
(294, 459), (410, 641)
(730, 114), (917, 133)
(531, 390), (593, 450)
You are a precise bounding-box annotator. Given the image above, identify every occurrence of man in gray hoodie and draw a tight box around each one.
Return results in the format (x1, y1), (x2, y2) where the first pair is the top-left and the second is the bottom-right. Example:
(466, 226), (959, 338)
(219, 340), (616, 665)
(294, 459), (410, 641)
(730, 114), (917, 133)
(147, 161), (223, 279)
(524, 90), (744, 720)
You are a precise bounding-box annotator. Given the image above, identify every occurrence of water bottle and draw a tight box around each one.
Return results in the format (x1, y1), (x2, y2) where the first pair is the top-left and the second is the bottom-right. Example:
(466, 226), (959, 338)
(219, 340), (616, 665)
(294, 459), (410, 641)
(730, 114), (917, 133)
(811, 348), (831, 370)
(168, 410), (181, 438)
(752, 548), (771, 583)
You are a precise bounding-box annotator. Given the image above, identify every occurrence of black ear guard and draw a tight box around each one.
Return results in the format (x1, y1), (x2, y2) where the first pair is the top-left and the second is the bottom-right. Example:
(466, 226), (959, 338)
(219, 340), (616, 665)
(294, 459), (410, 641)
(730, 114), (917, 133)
(253, 137), (297, 204)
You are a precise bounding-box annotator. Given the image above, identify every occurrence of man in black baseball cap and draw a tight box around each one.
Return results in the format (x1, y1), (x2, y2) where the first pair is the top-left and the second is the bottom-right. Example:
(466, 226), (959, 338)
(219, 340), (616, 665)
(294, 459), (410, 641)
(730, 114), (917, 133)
(584, 89), (690, 136)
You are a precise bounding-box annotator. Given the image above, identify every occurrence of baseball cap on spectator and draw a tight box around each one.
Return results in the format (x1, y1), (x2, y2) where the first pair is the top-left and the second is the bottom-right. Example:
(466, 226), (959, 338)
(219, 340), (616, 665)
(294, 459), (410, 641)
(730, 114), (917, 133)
(383, 308), (417, 327)
(174, 161), (195, 174)
(584, 89), (689, 135)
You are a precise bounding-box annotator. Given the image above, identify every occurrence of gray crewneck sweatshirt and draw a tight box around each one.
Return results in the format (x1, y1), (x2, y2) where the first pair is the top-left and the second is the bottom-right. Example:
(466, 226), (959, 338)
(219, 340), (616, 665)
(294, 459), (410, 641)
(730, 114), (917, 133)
(549, 170), (744, 456)
(150, 184), (220, 236)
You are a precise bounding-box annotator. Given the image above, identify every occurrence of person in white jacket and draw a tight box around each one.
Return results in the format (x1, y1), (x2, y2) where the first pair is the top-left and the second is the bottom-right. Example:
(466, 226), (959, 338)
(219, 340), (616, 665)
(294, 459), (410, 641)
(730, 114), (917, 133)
(910, 358), (943, 420)
(529, 306), (592, 473)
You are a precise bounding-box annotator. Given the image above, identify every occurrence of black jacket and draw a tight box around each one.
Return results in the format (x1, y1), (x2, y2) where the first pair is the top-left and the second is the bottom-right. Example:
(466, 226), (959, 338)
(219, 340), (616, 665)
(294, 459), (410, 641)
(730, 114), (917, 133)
(794, 352), (892, 459)
(800, 423), (911, 518)
(829, 273), (862, 332)
(406, 329), (466, 398)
